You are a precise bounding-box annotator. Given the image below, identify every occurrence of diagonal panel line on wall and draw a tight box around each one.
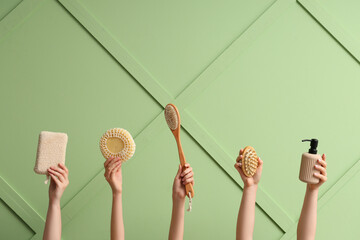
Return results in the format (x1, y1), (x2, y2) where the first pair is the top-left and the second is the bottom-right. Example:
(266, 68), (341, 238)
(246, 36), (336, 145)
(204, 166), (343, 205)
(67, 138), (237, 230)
(175, 0), (293, 107)
(61, 112), (166, 226)
(57, 0), (173, 107)
(56, 0), (295, 231)
(297, 0), (360, 63)
(0, 0), (44, 43)
(180, 110), (293, 231)
(0, 176), (44, 235)
(279, 158), (360, 240)
(29, 233), (41, 240)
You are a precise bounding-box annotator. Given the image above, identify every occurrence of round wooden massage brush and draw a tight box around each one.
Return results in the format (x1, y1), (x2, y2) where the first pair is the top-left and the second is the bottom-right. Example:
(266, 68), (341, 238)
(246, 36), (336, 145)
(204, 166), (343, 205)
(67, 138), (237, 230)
(99, 128), (136, 161)
(238, 146), (259, 177)
(164, 104), (195, 211)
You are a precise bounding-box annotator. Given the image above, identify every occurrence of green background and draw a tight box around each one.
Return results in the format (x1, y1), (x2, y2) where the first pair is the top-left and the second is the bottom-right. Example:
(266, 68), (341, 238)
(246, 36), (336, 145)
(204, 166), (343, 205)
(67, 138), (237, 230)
(0, 0), (360, 239)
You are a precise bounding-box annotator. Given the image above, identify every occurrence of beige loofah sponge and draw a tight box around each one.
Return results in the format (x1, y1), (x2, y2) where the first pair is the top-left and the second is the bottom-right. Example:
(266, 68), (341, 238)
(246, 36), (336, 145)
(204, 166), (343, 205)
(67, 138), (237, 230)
(99, 128), (135, 161)
(34, 131), (68, 175)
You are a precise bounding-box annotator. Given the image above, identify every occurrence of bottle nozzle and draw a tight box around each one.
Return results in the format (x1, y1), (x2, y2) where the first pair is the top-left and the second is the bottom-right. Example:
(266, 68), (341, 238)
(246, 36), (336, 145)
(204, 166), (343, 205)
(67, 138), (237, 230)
(302, 139), (318, 154)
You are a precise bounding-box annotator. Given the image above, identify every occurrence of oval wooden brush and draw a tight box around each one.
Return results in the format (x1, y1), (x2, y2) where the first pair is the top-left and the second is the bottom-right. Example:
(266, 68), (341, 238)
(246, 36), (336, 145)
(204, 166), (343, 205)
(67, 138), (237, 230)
(238, 146), (259, 177)
(165, 103), (195, 200)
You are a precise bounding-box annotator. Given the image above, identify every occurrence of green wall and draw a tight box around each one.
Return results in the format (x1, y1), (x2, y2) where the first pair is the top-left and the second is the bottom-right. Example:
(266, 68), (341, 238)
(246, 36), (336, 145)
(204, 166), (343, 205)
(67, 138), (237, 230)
(0, 0), (359, 239)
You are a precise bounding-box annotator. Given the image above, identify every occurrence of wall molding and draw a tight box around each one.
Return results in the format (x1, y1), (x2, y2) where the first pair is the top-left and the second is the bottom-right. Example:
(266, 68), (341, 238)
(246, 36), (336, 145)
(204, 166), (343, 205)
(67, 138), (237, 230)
(0, 176), (43, 238)
(297, 0), (360, 63)
(0, 0), (44, 43)
(1, 0), (359, 238)
(57, 0), (295, 232)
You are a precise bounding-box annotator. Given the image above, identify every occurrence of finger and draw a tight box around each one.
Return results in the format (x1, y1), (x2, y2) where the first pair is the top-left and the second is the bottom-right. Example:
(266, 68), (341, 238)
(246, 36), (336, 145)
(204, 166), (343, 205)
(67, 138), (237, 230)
(48, 168), (65, 182)
(182, 171), (194, 181)
(180, 167), (192, 177)
(49, 172), (61, 186)
(107, 158), (121, 170)
(234, 163), (246, 178)
(50, 166), (65, 175)
(182, 168), (194, 178)
(257, 157), (263, 171)
(104, 166), (110, 179)
(58, 163), (69, 173)
(234, 162), (242, 171)
(183, 177), (194, 185)
(239, 149), (244, 155)
(107, 159), (121, 171)
(104, 156), (114, 167)
(317, 158), (327, 168)
(236, 155), (243, 162)
(175, 165), (182, 178)
(107, 160), (121, 178)
(104, 159), (120, 178)
(104, 156), (116, 168)
(314, 172), (327, 182)
(315, 164), (327, 176)
(322, 153), (326, 161)
(111, 163), (122, 176)
(184, 163), (190, 168)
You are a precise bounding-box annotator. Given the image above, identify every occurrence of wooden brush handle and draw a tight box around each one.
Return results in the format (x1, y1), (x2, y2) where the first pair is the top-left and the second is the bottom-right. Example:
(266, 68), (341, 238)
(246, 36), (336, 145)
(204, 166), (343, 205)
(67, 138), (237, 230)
(185, 180), (195, 198)
(176, 136), (195, 198)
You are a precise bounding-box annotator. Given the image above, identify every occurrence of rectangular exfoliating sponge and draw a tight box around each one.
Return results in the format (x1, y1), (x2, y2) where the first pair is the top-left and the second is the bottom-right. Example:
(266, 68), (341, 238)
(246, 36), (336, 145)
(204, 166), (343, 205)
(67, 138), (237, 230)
(34, 131), (68, 174)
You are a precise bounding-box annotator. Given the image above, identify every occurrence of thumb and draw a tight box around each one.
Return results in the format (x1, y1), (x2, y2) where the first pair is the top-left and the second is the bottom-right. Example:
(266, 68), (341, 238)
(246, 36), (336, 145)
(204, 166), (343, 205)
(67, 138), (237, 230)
(175, 164), (182, 178)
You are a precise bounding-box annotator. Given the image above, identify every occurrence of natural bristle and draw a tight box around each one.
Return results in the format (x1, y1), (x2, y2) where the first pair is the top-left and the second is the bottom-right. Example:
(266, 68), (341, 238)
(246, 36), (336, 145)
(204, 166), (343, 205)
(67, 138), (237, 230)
(165, 105), (179, 130)
(242, 146), (259, 177)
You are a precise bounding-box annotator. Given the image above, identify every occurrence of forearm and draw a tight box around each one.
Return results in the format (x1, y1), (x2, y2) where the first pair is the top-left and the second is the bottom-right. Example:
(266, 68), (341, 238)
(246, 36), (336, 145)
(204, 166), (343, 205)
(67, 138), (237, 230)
(169, 197), (185, 240)
(297, 186), (318, 240)
(111, 193), (125, 240)
(236, 185), (257, 240)
(43, 200), (61, 240)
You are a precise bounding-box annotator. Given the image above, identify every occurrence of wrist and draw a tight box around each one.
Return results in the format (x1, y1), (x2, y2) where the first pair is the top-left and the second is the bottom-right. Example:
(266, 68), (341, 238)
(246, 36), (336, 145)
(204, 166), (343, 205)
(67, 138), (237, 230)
(172, 195), (186, 205)
(112, 191), (122, 198)
(307, 184), (319, 193)
(49, 198), (60, 206)
(243, 184), (258, 191)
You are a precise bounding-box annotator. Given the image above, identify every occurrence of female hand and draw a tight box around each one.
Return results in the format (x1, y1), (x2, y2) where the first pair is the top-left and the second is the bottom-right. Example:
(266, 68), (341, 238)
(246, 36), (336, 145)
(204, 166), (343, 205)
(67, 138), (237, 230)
(308, 154), (327, 191)
(234, 149), (263, 188)
(104, 156), (123, 194)
(172, 163), (194, 200)
(47, 163), (69, 203)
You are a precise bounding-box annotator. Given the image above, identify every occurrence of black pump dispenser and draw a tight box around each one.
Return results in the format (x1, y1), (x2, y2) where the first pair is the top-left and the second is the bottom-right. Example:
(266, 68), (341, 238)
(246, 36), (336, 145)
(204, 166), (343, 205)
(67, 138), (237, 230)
(302, 139), (318, 154)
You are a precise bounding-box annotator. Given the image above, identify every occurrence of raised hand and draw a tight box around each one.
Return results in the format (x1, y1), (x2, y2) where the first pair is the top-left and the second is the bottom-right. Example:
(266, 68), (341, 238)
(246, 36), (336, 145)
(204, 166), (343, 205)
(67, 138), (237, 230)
(104, 156), (123, 194)
(234, 149), (263, 188)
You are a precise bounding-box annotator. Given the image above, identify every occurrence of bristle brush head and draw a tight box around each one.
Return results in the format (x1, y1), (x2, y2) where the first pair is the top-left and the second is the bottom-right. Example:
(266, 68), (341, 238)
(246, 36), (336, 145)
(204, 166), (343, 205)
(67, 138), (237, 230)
(165, 104), (179, 130)
(241, 146), (259, 177)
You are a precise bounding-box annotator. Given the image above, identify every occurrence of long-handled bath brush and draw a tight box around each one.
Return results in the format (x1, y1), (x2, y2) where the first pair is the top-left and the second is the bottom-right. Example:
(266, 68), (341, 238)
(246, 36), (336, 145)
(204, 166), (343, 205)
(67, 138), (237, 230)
(237, 146), (259, 177)
(34, 131), (68, 184)
(99, 128), (136, 161)
(164, 103), (195, 211)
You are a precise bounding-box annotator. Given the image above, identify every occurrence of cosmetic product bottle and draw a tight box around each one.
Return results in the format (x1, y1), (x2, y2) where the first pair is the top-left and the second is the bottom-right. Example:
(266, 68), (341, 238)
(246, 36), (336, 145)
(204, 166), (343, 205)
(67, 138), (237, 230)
(299, 139), (321, 184)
